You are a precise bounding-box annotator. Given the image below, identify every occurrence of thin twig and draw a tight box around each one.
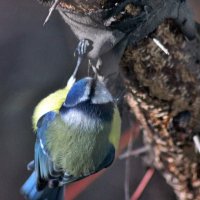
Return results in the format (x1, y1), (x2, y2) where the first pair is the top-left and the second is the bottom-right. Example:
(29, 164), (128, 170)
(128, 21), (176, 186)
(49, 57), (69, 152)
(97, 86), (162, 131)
(119, 146), (150, 160)
(131, 168), (155, 200)
(124, 132), (134, 200)
(43, 0), (61, 25)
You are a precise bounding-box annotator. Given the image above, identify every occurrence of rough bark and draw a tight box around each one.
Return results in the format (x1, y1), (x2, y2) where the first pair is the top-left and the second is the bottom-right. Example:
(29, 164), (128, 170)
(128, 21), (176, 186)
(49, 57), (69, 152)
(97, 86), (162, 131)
(120, 11), (200, 200)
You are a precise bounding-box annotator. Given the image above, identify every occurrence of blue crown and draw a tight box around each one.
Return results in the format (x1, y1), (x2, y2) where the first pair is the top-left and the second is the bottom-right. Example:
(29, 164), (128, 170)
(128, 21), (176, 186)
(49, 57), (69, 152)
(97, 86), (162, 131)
(64, 77), (92, 107)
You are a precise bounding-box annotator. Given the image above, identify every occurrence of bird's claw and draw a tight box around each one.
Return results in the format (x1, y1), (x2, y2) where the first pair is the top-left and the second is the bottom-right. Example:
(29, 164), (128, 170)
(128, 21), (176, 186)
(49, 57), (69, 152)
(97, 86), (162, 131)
(74, 39), (90, 58)
(67, 39), (91, 88)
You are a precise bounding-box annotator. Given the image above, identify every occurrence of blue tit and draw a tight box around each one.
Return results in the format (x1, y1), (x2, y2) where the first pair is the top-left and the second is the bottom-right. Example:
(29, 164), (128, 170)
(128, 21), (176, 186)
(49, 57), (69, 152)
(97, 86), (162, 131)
(32, 39), (90, 132)
(21, 76), (121, 199)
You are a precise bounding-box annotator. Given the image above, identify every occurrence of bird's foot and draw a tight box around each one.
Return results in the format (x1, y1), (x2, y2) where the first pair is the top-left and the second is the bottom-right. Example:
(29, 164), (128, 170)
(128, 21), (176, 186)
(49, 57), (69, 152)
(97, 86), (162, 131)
(67, 39), (91, 88)
(74, 39), (90, 58)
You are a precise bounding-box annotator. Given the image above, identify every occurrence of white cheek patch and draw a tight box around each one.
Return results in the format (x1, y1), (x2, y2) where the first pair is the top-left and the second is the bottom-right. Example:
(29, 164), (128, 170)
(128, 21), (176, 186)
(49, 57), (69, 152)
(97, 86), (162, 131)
(61, 109), (101, 134)
(92, 81), (113, 104)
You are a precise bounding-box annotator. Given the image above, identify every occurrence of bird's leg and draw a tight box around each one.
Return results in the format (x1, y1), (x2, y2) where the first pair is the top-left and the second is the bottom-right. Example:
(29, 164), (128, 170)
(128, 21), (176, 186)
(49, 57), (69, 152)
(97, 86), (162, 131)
(67, 39), (90, 87)
(88, 58), (105, 82)
(73, 39), (90, 77)
(43, 0), (61, 25)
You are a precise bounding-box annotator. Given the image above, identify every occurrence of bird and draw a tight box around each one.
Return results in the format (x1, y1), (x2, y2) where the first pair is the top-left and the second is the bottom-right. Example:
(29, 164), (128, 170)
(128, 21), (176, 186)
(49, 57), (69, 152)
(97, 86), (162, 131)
(21, 39), (121, 200)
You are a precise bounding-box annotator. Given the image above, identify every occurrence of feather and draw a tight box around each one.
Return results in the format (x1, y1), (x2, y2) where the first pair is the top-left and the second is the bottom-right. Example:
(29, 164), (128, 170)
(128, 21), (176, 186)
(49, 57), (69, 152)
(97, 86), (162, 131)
(32, 88), (69, 132)
(22, 77), (121, 200)
(21, 172), (64, 200)
(35, 112), (64, 187)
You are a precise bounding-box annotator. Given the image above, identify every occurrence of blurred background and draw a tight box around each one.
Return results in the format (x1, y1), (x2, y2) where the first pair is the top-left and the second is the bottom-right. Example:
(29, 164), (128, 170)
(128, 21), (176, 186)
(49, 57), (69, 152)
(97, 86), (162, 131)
(0, 0), (199, 200)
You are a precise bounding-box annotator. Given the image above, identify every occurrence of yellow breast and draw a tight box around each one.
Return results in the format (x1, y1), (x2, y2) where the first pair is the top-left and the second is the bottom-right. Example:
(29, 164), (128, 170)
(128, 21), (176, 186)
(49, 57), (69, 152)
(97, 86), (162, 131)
(32, 87), (70, 131)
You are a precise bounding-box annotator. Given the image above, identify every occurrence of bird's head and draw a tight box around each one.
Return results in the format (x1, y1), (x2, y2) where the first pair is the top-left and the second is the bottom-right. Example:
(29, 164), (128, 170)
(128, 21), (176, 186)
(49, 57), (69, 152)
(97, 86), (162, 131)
(63, 77), (113, 107)
(60, 77), (115, 122)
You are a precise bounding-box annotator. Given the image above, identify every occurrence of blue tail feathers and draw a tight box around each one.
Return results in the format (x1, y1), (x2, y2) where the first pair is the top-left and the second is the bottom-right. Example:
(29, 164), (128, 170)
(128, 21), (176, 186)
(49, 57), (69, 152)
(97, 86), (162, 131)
(21, 172), (64, 200)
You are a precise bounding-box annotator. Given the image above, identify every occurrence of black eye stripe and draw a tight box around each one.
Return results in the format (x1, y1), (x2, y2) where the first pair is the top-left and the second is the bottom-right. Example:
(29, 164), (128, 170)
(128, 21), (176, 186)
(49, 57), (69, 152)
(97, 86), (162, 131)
(88, 78), (97, 100)
(61, 101), (114, 122)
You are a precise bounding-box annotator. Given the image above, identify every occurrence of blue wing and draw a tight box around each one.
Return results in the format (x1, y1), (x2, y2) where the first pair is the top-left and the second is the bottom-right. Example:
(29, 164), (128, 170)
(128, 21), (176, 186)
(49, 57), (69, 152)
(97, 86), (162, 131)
(21, 171), (64, 200)
(21, 111), (65, 200)
(35, 111), (63, 190)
